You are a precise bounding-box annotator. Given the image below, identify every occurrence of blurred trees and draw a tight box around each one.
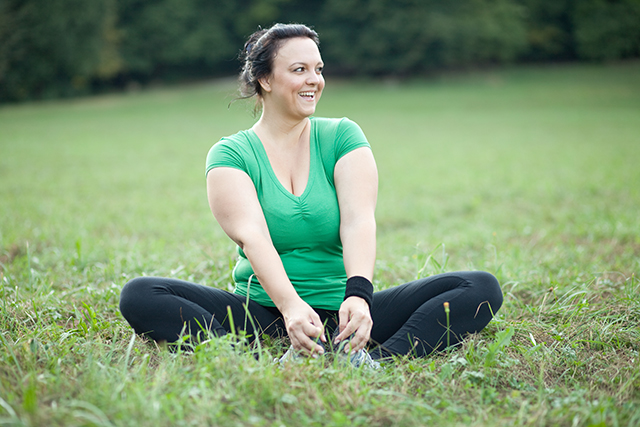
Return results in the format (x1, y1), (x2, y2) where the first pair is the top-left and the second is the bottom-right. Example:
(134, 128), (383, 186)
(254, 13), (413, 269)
(518, 0), (640, 61)
(1, 0), (639, 102)
(573, 0), (640, 60)
(116, 0), (236, 80)
(319, 0), (528, 75)
(0, 0), (118, 100)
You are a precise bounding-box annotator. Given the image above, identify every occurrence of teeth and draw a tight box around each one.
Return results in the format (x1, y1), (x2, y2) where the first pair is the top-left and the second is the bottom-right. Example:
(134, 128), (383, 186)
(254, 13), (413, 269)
(300, 92), (314, 97)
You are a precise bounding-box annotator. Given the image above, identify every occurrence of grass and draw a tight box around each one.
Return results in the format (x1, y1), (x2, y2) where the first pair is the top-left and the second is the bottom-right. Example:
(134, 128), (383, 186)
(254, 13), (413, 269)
(1, 61), (639, 426)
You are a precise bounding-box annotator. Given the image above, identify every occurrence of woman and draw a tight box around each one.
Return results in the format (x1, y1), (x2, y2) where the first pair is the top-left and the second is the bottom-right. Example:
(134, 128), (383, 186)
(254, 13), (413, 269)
(119, 23), (503, 366)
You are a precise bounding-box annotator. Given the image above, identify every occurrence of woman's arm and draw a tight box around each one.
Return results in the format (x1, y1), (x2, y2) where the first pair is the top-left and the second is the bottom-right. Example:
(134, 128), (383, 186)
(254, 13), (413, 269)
(206, 167), (326, 354)
(333, 146), (378, 352)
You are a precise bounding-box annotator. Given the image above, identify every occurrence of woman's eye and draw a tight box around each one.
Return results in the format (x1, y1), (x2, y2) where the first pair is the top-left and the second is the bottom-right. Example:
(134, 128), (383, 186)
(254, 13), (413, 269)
(316, 67), (324, 74)
(294, 67), (304, 72)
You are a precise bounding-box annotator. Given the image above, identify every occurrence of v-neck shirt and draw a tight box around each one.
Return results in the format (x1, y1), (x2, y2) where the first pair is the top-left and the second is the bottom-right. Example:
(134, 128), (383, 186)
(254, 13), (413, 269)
(205, 117), (370, 310)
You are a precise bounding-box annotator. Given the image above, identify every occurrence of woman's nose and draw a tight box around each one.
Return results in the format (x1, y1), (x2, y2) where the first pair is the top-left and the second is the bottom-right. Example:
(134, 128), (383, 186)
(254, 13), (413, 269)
(306, 71), (321, 85)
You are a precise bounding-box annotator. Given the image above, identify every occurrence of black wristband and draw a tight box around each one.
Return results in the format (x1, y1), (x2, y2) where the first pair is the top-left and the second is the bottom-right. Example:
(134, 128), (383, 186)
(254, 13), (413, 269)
(344, 276), (374, 309)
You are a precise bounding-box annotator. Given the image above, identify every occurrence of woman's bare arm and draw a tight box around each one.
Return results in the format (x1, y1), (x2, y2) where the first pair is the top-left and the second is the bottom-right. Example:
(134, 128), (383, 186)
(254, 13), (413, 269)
(333, 146), (378, 352)
(206, 167), (326, 353)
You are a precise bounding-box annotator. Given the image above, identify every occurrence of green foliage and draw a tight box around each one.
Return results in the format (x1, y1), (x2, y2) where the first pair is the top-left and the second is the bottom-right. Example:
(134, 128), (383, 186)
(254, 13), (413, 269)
(0, 0), (120, 102)
(321, 0), (528, 75)
(516, 0), (575, 60)
(517, 0), (640, 61)
(3, 0), (640, 102)
(116, 0), (238, 79)
(573, 0), (640, 60)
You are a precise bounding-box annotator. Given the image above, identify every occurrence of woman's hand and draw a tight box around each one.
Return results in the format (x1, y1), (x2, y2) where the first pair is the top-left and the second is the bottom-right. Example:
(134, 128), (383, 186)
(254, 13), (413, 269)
(281, 299), (326, 355)
(334, 296), (372, 353)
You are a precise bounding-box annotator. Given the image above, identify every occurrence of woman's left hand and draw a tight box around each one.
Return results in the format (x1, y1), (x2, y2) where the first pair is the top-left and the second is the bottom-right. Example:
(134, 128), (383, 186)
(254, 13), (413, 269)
(334, 296), (373, 353)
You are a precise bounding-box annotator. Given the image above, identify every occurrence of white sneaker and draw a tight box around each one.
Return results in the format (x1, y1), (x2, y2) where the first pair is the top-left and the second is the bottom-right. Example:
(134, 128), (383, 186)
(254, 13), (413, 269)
(277, 335), (380, 370)
(276, 345), (302, 365)
(334, 335), (380, 369)
(276, 338), (327, 365)
(347, 347), (381, 369)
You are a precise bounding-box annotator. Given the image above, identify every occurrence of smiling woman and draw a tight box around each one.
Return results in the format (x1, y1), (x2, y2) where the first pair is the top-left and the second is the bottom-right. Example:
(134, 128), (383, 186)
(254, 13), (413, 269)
(238, 24), (323, 113)
(256, 37), (324, 123)
(118, 23), (503, 367)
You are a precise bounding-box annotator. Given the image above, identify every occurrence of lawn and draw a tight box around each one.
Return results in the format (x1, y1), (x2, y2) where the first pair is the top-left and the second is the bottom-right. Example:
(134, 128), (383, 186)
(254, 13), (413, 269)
(1, 61), (639, 426)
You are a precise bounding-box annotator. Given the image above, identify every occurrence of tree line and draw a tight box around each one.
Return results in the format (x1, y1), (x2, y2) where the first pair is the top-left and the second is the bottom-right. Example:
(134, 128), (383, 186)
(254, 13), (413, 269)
(1, 0), (639, 102)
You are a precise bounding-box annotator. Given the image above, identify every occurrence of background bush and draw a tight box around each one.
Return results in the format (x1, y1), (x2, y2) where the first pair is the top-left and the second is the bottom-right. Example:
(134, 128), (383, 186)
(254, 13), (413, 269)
(573, 0), (640, 60)
(1, 0), (639, 102)
(320, 0), (528, 75)
(0, 0), (117, 100)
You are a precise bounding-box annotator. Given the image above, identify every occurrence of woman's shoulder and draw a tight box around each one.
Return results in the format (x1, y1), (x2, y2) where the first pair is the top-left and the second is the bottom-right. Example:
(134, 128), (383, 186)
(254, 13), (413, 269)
(311, 117), (365, 143)
(206, 129), (257, 174)
(311, 117), (370, 176)
(312, 117), (367, 142)
(311, 116), (359, 130)
(215, 129), (254, 149)
(209, 128), (259, 159)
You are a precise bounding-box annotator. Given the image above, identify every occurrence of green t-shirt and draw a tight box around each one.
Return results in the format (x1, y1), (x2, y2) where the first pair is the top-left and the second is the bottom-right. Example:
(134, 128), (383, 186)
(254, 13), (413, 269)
(205, 117), (370, 310)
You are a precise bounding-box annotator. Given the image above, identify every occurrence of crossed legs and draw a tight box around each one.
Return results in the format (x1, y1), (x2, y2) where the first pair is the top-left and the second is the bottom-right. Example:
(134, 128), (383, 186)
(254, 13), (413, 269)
(119, 271), (502, 358)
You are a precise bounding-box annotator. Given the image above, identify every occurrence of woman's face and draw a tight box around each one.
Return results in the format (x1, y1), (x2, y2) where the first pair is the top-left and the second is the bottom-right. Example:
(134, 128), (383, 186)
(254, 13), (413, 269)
(260, 37), (324, 120)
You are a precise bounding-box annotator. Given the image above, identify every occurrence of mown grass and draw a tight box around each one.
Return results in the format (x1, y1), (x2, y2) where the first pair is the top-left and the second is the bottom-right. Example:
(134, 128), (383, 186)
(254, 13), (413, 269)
(1, 62), (639, 426)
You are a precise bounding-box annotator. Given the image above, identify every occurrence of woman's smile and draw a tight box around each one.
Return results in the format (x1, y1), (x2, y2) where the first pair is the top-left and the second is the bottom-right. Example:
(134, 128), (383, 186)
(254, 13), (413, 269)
(299, 91), (317, 101)
(260, 37), (325, 120)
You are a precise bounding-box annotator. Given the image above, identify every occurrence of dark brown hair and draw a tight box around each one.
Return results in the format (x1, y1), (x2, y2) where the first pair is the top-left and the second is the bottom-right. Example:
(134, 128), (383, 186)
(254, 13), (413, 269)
(238, 23), (320, 103)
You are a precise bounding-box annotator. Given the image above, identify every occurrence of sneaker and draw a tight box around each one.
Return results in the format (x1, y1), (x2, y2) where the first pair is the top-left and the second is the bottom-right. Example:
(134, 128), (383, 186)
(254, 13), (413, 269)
(347, 347), (381, 369)
(276, 337), (326, 365)
(276, 334), (381, 370)
(276, 345), (302, 365)
(333, 331), (380, 370)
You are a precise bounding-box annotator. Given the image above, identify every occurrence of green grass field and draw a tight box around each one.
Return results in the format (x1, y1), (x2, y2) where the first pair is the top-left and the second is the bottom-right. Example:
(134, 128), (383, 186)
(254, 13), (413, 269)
(1, 62), (639, 426)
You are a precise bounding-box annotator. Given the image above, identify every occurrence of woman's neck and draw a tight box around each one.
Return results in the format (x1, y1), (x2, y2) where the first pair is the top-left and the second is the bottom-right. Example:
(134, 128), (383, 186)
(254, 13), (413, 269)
(253, 110), (310, 147)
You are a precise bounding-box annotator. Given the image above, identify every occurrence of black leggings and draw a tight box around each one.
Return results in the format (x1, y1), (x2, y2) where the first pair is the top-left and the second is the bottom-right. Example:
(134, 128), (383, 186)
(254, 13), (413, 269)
(119, 271), (502, 358)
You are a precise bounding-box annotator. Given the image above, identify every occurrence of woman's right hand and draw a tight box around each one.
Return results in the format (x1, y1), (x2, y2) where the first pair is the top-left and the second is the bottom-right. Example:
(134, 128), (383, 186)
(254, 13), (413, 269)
(281, 299), (326, 355)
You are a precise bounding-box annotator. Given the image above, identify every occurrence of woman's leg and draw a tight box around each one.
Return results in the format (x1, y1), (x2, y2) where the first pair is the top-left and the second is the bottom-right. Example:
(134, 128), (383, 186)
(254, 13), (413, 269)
(369, 271), (502, 358)
(119, 276), (286, 343)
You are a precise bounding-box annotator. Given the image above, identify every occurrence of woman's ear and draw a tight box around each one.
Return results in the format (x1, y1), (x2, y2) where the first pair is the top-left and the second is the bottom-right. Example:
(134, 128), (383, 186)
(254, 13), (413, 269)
(258, 76), (271, 93)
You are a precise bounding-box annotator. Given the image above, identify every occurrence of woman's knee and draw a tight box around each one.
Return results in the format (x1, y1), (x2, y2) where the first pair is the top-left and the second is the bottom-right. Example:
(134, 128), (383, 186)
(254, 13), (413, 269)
(119, 276), (157, 319)
(469, 271), (503, 315)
